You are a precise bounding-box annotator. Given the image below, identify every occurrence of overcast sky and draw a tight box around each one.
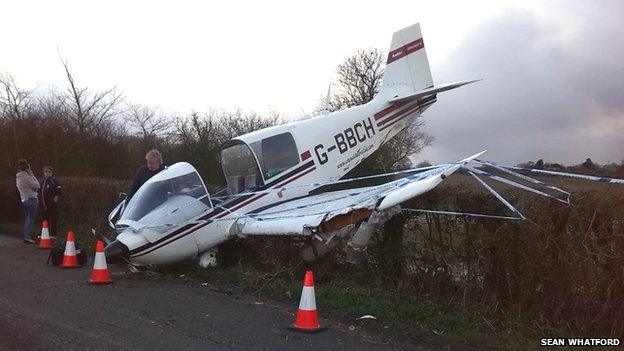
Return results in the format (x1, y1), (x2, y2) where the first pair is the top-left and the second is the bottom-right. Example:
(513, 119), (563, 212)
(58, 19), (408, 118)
(1, 0), (622, 165)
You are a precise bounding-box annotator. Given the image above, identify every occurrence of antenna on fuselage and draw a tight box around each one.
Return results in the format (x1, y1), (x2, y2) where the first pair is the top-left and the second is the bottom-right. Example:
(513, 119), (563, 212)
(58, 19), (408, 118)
(322, 82), (332, 116)
(295, 82), (332, 121)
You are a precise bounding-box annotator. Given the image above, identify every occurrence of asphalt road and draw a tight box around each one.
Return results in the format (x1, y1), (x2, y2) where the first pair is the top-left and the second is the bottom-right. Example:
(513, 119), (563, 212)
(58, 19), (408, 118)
(0, 234), (435, 351)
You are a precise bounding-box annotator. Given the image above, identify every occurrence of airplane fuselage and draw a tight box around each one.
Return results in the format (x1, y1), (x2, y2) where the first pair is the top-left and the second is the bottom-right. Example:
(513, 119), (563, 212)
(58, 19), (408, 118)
(106, 22), (446, 266)
(120, 95), (436, 266)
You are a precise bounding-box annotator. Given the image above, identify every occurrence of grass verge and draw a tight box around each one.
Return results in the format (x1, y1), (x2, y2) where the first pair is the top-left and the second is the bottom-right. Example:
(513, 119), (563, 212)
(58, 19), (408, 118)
(159, 262), (534, 350)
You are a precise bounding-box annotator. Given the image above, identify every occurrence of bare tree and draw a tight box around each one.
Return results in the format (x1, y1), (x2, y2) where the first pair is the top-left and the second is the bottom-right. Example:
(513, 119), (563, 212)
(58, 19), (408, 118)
(329, 48), (385, 110)
(36, 91), (69, 167)
(125, 102), (172, 142)
(174, 108), (283, 145)
(173, 111), (216, 145)
(379, 125), (433, 170)
(0, 73), (30, 119)
(0, 73), (31, 159)
(171, 108), (284, 186)
(320, 48), (432, 172)
(213, 108), (283, 143)
(60, 58), (123, 136)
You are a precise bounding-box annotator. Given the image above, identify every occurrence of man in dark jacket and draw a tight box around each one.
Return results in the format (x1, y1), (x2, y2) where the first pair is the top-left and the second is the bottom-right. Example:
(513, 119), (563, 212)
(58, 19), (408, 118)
(38, 166), (62, 237)
(127, 149), (165, 201)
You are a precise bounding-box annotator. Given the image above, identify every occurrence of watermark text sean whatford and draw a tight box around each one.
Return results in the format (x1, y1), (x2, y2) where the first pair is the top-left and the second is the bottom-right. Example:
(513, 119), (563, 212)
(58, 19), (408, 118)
(540, 338), (620, 347)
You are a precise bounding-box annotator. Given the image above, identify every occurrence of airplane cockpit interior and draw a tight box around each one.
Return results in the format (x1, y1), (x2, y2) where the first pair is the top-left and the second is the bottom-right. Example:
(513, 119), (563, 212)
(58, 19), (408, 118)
(220, 132), (301, 196)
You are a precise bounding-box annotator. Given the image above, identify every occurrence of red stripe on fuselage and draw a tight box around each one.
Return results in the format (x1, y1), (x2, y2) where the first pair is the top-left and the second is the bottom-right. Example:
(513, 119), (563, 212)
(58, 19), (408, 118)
(275, 166), (316, 188)
(132, 221), (210, 258)
(374, 103), (398, 120)
(215, 192), (268, 219)
(379, 105), (421, 132)
(376, 100), (422, 126)
(215, 164), (317, 218)
(301, 150), (311, 161)
(379, 99), (436, 132)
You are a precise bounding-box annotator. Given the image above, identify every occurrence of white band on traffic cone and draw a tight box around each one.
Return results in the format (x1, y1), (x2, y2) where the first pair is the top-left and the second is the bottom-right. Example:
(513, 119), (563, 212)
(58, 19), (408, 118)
(41, 226), (50, 239)
(93, 251), (108, 269)
(64, 240), (77, 256)
(298, 286), (317, 310)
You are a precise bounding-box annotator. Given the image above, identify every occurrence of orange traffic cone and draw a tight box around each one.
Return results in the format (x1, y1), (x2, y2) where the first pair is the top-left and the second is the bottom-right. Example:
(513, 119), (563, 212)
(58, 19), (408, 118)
(61, 231), (81, 268)
(287, 270), (327, 333)
(38, 220), (53, 249)
(89, 240), (112, 284)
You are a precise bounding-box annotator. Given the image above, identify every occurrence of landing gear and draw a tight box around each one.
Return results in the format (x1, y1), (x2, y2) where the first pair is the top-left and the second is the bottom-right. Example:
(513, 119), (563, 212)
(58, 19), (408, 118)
(198, 249), (218, 268)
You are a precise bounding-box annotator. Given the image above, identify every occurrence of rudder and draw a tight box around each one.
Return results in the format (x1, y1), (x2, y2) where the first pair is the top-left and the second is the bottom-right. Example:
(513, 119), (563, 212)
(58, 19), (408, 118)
(379, 23), (433, 99)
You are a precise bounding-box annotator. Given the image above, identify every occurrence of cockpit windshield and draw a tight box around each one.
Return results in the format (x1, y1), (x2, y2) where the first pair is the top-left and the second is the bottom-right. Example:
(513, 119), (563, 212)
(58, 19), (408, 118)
(122, 167), (210, 223)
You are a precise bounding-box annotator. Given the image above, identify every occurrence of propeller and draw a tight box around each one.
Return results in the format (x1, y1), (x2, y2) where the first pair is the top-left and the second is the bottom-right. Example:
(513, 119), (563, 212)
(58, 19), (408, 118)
(92, 228), (138, 271)
(91, 228), (113, 245)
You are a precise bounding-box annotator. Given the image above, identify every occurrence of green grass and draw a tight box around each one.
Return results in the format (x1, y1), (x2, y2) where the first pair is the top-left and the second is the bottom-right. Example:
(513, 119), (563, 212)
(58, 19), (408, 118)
(174, 264), (534, 350)
(313, 285), (532, 350)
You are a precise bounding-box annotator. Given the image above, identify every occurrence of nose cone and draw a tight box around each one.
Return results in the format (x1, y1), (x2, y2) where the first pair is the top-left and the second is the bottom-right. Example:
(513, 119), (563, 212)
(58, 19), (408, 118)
(104, 240), (130, 264)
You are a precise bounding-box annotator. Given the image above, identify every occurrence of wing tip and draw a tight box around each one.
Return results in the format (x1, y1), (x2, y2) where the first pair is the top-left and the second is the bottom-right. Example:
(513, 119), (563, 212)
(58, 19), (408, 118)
(458, 150), (487, 164)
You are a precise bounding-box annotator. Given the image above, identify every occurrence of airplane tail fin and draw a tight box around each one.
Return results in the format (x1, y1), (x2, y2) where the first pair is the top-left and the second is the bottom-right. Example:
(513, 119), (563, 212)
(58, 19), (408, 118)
(378, 23), (433, 99)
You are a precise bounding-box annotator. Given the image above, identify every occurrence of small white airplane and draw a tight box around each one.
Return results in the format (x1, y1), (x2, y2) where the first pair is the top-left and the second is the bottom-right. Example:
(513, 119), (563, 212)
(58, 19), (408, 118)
(104, 22), (624, 267)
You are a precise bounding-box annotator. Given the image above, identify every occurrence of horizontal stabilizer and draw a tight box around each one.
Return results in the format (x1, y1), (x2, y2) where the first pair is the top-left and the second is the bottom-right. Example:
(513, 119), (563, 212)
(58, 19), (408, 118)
(388, 79), (481, 103)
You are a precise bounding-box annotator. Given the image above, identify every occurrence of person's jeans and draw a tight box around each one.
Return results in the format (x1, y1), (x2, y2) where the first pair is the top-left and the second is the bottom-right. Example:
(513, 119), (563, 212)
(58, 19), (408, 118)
(21, 198), (38, 239)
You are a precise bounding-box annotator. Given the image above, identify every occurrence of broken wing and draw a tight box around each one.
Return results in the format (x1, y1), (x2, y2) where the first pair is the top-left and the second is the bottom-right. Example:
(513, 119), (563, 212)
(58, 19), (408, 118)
(230, 151), (485, 237)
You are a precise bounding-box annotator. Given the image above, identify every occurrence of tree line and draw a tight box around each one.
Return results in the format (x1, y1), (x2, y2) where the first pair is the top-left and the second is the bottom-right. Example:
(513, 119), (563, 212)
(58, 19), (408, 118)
(1, 49), (430, 188)
(518, 158), (624, 178)
(0, 66), (281, 186)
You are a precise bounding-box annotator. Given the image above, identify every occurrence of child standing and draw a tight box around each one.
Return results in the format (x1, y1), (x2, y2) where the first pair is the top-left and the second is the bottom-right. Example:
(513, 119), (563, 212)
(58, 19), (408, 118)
(38, 166), (62, 238)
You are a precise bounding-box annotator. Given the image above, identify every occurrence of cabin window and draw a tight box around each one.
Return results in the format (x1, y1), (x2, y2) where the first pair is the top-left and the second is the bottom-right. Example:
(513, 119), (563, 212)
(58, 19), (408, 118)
(259, 132), (299, 179)
(221, 142), (263, 195)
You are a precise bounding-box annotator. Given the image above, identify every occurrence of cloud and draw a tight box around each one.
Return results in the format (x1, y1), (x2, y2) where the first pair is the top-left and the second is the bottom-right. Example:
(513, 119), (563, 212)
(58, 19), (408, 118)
(420, 2), (624, 165)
